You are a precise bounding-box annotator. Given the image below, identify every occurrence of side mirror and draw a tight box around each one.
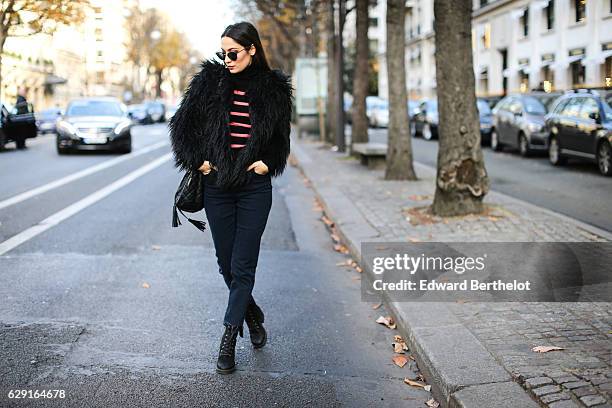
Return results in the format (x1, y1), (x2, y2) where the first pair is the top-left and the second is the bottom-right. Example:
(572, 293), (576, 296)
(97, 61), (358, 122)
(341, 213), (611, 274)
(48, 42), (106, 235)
(588, 111), (601, 124)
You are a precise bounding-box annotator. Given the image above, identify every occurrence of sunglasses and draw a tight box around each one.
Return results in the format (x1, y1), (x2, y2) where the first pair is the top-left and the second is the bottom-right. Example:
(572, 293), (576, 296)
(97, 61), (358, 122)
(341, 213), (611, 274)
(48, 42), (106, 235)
(216, 46), (251, 62)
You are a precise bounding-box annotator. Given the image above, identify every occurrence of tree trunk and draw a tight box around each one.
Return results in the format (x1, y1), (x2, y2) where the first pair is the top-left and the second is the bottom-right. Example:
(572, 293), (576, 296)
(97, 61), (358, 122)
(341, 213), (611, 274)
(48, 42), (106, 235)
(384, 0), (417, 180)
(350, 0), (369, 149)
(0, 31), (6, 96)
(432, 0), (489, 216)
(155, 69), (163, 98)
(335, 0), (346, 152)
(325, 0), (336, 144)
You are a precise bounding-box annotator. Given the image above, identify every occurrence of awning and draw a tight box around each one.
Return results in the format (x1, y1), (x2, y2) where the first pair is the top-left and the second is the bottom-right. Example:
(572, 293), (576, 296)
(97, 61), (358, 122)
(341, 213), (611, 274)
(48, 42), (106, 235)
(44, 74), (67, 85)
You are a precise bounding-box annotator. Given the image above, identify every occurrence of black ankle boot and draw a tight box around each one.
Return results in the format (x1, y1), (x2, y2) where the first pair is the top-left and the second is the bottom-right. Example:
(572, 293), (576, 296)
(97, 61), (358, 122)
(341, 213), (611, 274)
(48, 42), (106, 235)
(245, 304), (267, 349)
(216, 323), (241, 374)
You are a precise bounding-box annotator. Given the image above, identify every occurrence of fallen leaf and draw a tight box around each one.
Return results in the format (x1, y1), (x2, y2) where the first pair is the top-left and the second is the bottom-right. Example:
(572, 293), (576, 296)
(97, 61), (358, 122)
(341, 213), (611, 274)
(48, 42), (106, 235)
(330, 233), (340, 242)
(407, 237), (420, 243)
(532, 346), (564, 353)
(151, 245), (161, 250)
(333, 244), (349, 254)
(372, 303), (382, 310)
(425, 398), (440, 407)
(404, 378), (429, 390)
(392, 355), (409, 368)
(321, 215), (334, 227)
(354, 265), (363, 273)
(392, 335), (409, 353)
(375, 315), (396, 329)
(142, 282), (150, 288)
(407, 194), (431, 201)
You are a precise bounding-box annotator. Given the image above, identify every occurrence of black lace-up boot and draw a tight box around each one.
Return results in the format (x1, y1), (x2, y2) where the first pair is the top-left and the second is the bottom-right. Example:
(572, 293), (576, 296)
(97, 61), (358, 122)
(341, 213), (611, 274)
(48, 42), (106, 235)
(245, 303), (267, 348)
(216, 323), (242, 374)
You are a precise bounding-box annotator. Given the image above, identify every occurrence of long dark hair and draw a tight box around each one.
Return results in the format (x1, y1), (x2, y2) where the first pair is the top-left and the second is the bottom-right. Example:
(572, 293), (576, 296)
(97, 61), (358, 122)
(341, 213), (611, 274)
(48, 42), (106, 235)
(220, 22), (271, 72)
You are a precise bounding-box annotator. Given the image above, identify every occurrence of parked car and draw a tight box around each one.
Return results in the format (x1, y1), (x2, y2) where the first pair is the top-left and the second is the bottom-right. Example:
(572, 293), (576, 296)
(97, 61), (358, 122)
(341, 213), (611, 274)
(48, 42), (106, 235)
(127, 104), (150, 124)
(544, 89), (612, 176)
(144, 100), (166, 123)
(490, 92), (561, 156)
(0, 100), (37, 150)
(35, 107), (63, 134)
(413, 99), (439, 140)
(480, 95), (504, 110)
(370, 99), (389, 128)
(477, 98), (494, 145)
(165, 104), (178, 122)
(56, 97), (132, 154)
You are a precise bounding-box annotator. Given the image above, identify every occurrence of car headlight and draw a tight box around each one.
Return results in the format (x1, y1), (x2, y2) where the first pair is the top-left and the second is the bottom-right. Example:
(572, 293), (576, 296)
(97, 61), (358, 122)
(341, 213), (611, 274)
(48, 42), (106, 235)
(57, 120), (77, 136)
(114, 120), (131, 135)
(527, 123), (543, 133)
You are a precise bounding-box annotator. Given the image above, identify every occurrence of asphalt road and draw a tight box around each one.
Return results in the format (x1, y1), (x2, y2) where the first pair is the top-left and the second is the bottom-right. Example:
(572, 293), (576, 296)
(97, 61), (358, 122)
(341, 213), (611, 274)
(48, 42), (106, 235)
(0, 125), (430, 407)
(366, 127), (612, 234)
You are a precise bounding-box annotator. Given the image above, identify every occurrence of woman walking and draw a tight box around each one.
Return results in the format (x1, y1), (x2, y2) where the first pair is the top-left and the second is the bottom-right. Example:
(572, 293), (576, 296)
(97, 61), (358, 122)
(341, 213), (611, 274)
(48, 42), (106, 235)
(169, 21), (293, 374)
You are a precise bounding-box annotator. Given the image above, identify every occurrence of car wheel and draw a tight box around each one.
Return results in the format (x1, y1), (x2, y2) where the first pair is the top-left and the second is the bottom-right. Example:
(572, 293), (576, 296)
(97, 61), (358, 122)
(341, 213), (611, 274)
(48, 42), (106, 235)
(519, 133), (531, 157)
(548, 136), (566, 166)
(597, 141), (612, 176)
(490, 129), (502, 151)
(422, 123), (433, 141)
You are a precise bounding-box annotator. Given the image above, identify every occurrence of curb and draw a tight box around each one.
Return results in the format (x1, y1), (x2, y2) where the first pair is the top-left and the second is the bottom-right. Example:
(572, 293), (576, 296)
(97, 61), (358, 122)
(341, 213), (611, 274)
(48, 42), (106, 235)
(290, 135), (540, 408)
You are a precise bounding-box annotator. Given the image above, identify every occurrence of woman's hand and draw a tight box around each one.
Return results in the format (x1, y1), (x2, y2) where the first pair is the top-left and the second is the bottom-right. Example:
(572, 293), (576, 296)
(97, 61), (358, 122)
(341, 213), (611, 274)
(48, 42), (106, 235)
(198, 160), (217, 175)
(247, 160), (269, 175)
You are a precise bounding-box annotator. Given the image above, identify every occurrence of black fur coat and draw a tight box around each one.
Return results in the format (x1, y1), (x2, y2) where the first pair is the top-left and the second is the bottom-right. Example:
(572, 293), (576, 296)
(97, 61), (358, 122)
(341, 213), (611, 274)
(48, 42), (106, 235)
(168, 58), (294, 191)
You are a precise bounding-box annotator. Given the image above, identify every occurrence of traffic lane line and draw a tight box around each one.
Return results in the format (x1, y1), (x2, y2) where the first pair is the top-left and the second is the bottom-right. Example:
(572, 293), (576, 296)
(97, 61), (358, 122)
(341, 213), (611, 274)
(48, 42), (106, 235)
(0, 153), (172, 256)
(0, 140), (169, 211)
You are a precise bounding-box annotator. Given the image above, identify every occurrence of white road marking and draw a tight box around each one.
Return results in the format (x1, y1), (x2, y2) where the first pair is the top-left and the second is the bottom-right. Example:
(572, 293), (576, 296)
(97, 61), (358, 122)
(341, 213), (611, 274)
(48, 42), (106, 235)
(0, 153), (172, 256)
(0, 140), (169, 210)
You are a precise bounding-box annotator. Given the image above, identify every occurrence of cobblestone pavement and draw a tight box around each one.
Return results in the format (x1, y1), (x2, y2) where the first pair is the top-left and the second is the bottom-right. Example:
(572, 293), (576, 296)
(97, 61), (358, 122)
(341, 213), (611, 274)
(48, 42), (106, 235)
(293, 136), (611, 407)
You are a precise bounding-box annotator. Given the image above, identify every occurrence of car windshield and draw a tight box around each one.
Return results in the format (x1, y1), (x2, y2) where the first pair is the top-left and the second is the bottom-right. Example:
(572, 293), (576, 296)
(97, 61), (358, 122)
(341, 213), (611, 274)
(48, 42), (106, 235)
(67, 100), (123, 116)
(477, 100), (492, 115)
(39, 109), (60, 118)
(522, 96), (547, 115)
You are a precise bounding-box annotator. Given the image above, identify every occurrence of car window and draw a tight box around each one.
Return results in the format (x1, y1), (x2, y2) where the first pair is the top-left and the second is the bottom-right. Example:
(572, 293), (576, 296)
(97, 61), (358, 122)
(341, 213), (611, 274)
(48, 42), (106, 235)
(522, 96), (547, 115)
(579, 98), (599, 120)
(561, 97), (583, 118)
(602, 93), (612, 118)
(551, 98), (569, 115)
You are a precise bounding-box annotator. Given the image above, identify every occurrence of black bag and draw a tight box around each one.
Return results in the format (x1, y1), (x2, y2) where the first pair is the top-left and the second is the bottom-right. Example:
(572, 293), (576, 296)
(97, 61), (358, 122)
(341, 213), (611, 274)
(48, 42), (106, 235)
(172, 169), (207, 232)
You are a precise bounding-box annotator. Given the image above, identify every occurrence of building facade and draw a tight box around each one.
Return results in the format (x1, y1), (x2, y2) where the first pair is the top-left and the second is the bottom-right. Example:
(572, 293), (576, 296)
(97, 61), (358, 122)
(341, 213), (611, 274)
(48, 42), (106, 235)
(371, 0), (611, 102)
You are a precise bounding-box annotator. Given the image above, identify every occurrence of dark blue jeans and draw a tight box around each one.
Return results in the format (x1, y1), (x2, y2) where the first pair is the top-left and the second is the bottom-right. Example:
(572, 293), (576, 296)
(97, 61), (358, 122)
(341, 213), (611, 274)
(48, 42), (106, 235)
(203, 169), (272, 328)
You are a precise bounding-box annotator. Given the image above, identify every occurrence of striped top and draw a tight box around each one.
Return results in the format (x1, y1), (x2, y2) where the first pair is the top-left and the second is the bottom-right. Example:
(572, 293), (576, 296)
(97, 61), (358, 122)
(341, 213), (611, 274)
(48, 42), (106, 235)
(229, 88), (251, 149)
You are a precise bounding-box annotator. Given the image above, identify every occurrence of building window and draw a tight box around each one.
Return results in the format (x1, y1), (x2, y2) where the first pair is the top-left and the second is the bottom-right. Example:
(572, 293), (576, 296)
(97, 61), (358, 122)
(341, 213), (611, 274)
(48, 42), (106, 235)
(574, 0), (586, 23)
(571, 61), (585, 86)
(520, 8), (529, 37)
(545, 0), (554, 30)
(480, 0), (488, 6)
(519, 70), (529, 92)
(604, 56), (611, 87)
(369, 17), (378, 28)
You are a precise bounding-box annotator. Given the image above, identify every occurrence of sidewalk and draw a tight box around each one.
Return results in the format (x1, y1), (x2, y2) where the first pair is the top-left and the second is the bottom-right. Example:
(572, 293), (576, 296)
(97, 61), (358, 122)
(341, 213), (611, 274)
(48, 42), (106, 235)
(290, 130), (611, 408)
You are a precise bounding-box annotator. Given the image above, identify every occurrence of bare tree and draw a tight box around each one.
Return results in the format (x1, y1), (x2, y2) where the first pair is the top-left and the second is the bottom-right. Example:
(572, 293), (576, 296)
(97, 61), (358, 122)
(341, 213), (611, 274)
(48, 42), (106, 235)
(384, 0), (416, 180)
(349, 0), (369, 148)
(431, 0), (489, 216)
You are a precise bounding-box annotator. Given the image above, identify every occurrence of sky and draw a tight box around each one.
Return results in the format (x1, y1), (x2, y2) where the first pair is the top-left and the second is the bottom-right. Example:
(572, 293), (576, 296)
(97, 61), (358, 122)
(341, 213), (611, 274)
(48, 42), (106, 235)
(140, 0), (237, 58)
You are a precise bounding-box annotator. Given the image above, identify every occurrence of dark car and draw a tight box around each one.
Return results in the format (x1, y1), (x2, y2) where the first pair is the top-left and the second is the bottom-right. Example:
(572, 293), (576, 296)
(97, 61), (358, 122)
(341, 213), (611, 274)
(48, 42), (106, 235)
(144, 100), (166, 123)
(35, 107), (63, 134)
(412, 99), (438, 140)
(127, 104), (149, 124)
(544, 89), (612, 176)
(0, 100), (37, 150)
(56, 97), (132, 154)
(477, 98), (494, 145)
(490, 92), (561, 156)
